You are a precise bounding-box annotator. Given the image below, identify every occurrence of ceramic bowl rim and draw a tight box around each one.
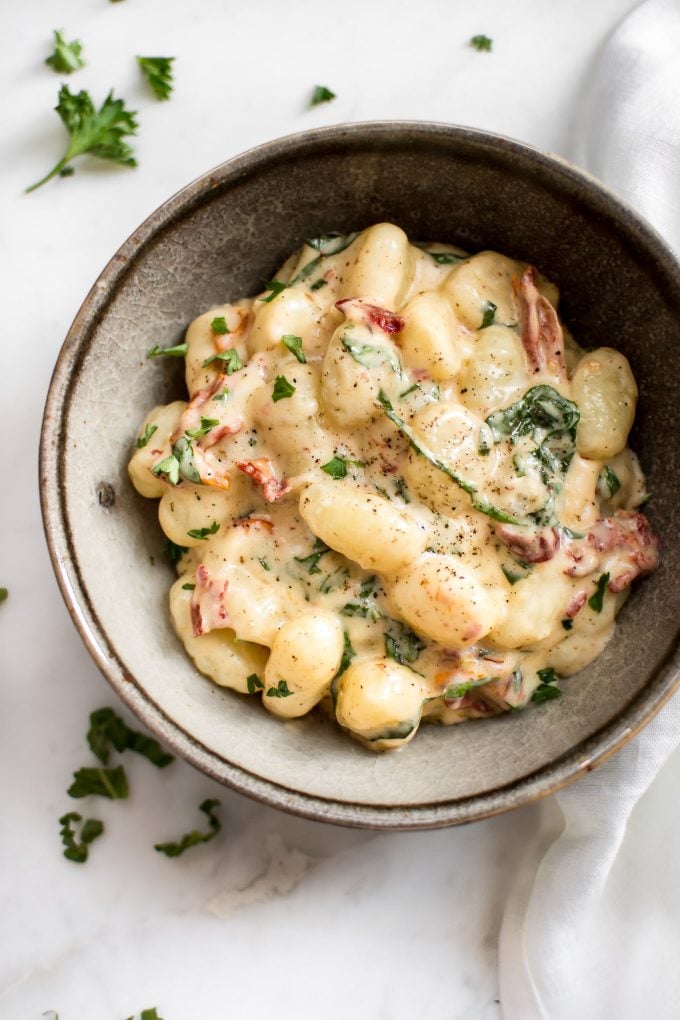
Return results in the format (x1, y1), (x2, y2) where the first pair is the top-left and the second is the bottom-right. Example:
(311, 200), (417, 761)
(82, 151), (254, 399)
(39, 120), (680, 830)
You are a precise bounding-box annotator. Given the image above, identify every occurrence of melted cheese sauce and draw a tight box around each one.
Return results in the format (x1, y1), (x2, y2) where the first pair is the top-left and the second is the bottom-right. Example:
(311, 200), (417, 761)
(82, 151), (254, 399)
(129, 223), (657, 750)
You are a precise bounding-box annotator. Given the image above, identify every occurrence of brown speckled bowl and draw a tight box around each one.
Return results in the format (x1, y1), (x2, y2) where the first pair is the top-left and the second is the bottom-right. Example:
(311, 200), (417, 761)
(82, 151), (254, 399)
(40, 122), (680, 829)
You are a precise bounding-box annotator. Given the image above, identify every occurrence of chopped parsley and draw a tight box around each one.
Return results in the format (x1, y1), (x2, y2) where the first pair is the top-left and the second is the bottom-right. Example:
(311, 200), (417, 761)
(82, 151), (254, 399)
(154, 799), (222, 857)
(186, 520), (220, 540)
(147, 342), (188, 358)
(309, 84), (336, 107)
(182, 582), (195, 590)
(260, 280), (288, 303)
(311, 278), (327, 291)
(125, 1010), (164, 1020)
(67, 765), (129, 800)
(479, 300), (497, 328)
(561, 618), (574, 630)
(342, 335), (401, 375)
(135, 423), (158, 448)
(26, 86), (138, 192)
(597, 465), (621, 500)
(258, 557), (271, 571)
(0, 588), (7, 603)
(202, 347), (243, 373)
(588, 573), (609, 613)
(272, 375), (296, 401)
(531, 667), (562, 703)
(210, 316), (229, 335)
(281, 334), (306, 363)
(185, 416), (219, 439)
(45, 30), (85, 74)
(321, 455), (363, 479)
(87, 707), (174, 768)
(164, 539), (188, 563)
(501, 562), (532, 585)
(341, 576), (381, 620)
(470, 34), (493, 51)
(137, 56), (175, 101)
(444, 677), (490, 699)
(305, 233), (357, 255)
(247, 673), (264, 694)
(152, 437), (201, 486)
(59, 812), (104, 864)
(394, 477), (410, 503)
(294, 537), (330, 574)
(266, 679), (294, 698)
(384, 621), (425, 665)
(423, 249), (466, 265)
(336, 631), (356, 675)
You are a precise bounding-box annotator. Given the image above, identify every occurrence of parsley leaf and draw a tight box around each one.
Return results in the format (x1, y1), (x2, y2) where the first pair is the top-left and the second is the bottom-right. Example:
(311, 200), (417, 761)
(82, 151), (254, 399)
(187, 520), (220, 540)
(185, 416), (219, 439)
(336, 631), (356, 675)
(342, 335), (401, 374)
(384, 622), (425, 665)
(309, 84), (336, 107)
(0, 587), (8, 603)
(341, 576), (382, 621)
(321, 455), (363, 479)
(470, 34), (493, 51)
(126, 1010), (164, 1020)
(444, 677), (490, 699)
(597, 465), (621, 500)
(152, 454), (179, 484)
(45, 30), (85, 74)
(246, 673), (264, 694)
(68, 765), (129, 800)
(154, 799), (221, 858)
(182, 582), (195, 590)
(136, 423), (158, 449)
(281, 334), (306, 363)
(164, 540), (188, 564)
(260, 280), (287, 303)
(266, 679), (294, 698)
(479, 300), (497, 328)
(210, 316), (229, 335)
(59, 812), (104, 863)
(137, 56), (175, 101)
(272, 375), (296, 402)
(501, 562), (532, 585)
(202, 347), (243, 373)
(26, 85), (138, 193)
(531, 667), (562, 703)
(588, 573), (609, 613)
(147, 342), (188, 358)
(294, 537), (330, 574)
(87, 707), (174, 768)
(422, 249), (466, 265)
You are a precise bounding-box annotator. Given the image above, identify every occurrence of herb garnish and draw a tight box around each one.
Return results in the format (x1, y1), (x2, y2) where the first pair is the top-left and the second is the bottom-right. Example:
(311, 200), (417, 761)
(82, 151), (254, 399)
(309, 84), (336, 107)
(147, 342), (188, 358)
(470, 34), (493, 51)
(501, 562), (532, 585)
(210, 316), (229, 335)
(281, 334), (306, 363)
(258, 557), (271, 571)
(321, 455), (364, 479)
(0, 588), (7, 603)
(294, 537), (330, 574)
(377, 390), (522, 525)
(185, 416), (219, 439)
(59, 812), (104, 863)
(68, 765), (129, 800)
(246, 673), (264, 694)
(154, 799), (222, 857)
(26, 86), (138, 193)
(266, 679), (294, 698)
(137, 56), (175, 101)
(342, 335), (401, 374)
(480, 300), (497, 328)
(260, 280), (288, 303)
(164, 539), (188, 563)
(311, 278), (327, 291)
(337, 631), (356, 675)
(588, 573), (609, 613)
(561, 618), (574, 630)
(87, 707), (174, 768)
(136, 423), (158, 448)
(444, 676), (490, 699)
(394, 477), (410, 503)
(187, 520), (220, 540)
(152, 436), (201, 486)
(125, 1010), (164, 1020)
(384, 621), (425, 665)
(272, 375), (296, 401)
(182, 582), (195, 590)
(423, 249), (466, 265)
(341, 576), (381, 621)
(202, 347), (242, 373)
(45, 30), (85, 74)
(597, 465), (621, 500)
(531, 667), (562, 702)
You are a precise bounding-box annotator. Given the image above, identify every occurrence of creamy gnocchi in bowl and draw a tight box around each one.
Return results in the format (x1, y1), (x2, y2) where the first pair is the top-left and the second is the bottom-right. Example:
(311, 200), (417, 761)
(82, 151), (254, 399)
(128, 222), (659, 751)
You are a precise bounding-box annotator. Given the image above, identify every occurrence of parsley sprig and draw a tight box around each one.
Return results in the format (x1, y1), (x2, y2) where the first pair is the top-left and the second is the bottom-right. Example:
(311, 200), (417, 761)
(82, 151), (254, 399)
(309, 85), (336, 107)
(87, 707), (174, 768)
(137, 56), (175, 101)
(45, 30), (85, 74)
(155, 799), (222, 857)
(59, 812), (104, 863)
(26, 85), (138, 193)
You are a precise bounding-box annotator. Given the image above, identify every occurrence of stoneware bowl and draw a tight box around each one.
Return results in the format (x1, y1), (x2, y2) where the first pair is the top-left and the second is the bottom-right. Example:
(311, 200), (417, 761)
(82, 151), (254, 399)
(41, 122), (680, 829)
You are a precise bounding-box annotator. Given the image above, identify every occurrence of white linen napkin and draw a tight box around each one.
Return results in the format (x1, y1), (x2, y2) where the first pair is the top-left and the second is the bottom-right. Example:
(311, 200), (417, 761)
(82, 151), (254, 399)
(499, 2), (680, 1016)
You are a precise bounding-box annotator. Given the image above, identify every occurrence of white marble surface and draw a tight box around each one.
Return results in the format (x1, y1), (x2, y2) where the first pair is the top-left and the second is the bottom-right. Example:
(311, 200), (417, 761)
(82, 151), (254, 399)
(0, 1), (647, 1017)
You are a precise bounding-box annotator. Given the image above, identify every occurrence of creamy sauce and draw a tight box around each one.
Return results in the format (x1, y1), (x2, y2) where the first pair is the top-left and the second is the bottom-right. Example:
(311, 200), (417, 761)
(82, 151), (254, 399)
(129, 223), (659, 750)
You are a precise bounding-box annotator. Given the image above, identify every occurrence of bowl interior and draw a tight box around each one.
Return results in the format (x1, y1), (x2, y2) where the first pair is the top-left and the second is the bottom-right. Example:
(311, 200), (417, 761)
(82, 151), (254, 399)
(45, 123), (680, 827)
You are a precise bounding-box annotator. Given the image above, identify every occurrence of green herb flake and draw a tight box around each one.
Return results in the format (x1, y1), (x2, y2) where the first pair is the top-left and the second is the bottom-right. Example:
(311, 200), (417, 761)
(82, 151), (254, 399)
(185, 416), (220, 439)
(202, 347), (243, 373)
(154, 799), (222, 858)
(210, 316), (229, 335)
(281, 334), (306, 363)
(59, 812), (104, 863)
(164, 539), (188, 563)
(501, 563), (532, 585)
(247, 673), (264, 694)
(480, 300), (497, 328)
(182, 582), (195, 591)
(258, 557), (271, 572)
(0, 588), (8, 603)
(531, 667), (562, 703)
(147, 342), (188, 358)
(87, 707), (174, 768)
(67, 765), (129, 800)
(321, 456), (351, 479)
(444, 676), (490, 700)
(309, 84), (336, 107)
(394, 477), (410, 503)
(45, 30), (85, 74)
(126, 1010), (164, 1020)
(470, 34), (493, 52)
(26, 86), (138, 193)
(426, 250), (466, 265)
(588, 573), (609, 613)
(136, 423), (158, 449)
(187, 520), (220, 541)
(272, 375), (296, 402)
(385, 622), (425, 665)
(597, 465), (621, 500)
(266, 679), (294, 698)
(311, 278), (327, 291)
(294, 537), (330, 574)
(561, 618), (574, 630)
(137, 55), (175, 101)
(260, 280), (288, 303)
(336, 631), (356, 676)
(342, 335), (401, 375)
